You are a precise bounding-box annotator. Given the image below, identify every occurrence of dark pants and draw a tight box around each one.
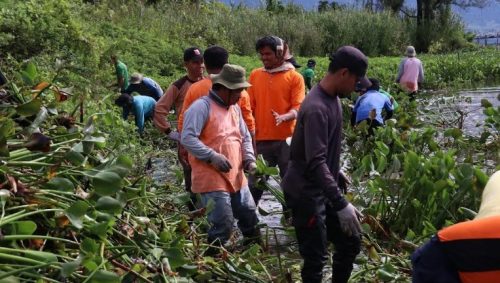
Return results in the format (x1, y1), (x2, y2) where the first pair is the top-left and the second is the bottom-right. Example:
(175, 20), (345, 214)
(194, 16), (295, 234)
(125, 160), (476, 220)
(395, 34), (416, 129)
(249, 140), (290, 205)
(286, 192), (361, 283)
(409, 91), (417, 101)
(178, 144), (195, 210)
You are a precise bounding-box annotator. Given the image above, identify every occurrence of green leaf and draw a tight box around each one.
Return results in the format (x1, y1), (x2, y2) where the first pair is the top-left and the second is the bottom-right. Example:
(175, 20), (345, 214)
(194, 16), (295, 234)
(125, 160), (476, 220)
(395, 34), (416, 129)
(89, 270), (120, 283)
(480, 99), (493, 108)
(95, 196), (122, 214)
(7, 221), (37, 235)
(24, 250), (58, 263)
(92, 171), (122, 196)
(44, 177), (75, 192)
(65, 201), (89, 229)
(20, 62), (37, 85)
(150, 247), (163, 261)
(90, 222), (109, 238)
(164, 247), (187, 269)
(65, 150), (85, 165)
(116, 155), (133, 169)
(0, 275), (20, 283)
(16, 99), (42, 116)
(61, 260), (80, 277)
(0, 119), (15, 139)
(81, 238), (98, 254)
(474, 168), (489, 188)
(0, 137), (8, 157)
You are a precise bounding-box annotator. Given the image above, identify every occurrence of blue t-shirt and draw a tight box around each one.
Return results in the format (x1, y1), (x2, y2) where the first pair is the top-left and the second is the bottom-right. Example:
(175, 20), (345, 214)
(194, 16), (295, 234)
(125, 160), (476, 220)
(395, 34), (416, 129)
(122, 95), (156, 133)
(124, 77), (163, 101)
(353, 90), (393, 124)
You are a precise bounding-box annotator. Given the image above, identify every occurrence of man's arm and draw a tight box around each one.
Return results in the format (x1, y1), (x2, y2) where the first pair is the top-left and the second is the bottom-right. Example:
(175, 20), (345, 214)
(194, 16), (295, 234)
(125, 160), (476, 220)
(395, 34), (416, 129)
(383, 97), (394, 120)
(238, 90), (256, 134)
(153, 84), (178, 133)
(180, 99), (213, 161)
(304, 109), (347, 210)
(418, 61), (424, 83)
(236, 105), (255, 165)
(396, 59), (405, 83)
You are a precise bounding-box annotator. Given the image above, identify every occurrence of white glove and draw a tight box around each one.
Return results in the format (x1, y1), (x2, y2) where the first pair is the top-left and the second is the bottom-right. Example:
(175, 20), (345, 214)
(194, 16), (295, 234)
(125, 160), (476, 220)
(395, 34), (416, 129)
(245, 161), (257, 175)
(209, 152), (232, 173)
(167, 131), (180, 141)
(336, 203), (362, 237)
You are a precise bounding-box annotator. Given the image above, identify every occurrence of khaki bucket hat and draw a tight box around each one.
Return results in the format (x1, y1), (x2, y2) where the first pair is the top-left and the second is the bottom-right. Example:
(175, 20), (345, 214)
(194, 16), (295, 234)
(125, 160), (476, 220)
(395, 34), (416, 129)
(210, 64), (251, 90)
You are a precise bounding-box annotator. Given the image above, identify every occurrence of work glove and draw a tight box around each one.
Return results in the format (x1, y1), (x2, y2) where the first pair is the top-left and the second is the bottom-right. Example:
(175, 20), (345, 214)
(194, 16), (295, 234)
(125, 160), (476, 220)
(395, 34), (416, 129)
(336, 203), (363, 237)
(245, 161), (257, 175)
(167, 131), (180, 141)
(209, 152), (232, 173)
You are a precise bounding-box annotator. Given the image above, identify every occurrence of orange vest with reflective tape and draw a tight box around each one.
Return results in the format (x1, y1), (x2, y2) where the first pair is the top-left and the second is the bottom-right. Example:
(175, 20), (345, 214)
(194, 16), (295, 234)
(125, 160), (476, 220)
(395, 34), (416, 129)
(189, 98), (247, 194)
(437, 215), (500, 283)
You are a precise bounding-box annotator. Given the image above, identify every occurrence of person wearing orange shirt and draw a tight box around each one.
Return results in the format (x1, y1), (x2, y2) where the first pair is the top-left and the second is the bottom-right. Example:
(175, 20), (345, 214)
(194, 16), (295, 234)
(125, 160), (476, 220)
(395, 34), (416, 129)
(248, 36), (305, 205)
(178, 46), (256, 160)
(153, 47), (204, 210)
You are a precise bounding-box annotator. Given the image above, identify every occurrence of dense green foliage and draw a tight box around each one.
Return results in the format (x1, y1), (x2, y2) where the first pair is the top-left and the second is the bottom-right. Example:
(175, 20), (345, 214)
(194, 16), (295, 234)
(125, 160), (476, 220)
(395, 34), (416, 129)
(0, 0), (499, 282)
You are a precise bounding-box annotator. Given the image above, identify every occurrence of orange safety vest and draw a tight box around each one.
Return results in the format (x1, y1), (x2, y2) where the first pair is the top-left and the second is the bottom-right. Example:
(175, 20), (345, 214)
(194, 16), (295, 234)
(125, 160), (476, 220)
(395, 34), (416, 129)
(437, 215), (500, 283)
(189, 98), (247, 194)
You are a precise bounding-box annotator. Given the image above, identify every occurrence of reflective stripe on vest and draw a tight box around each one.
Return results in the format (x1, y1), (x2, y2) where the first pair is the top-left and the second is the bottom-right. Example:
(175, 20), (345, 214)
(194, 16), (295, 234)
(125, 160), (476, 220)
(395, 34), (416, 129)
(438, 215), (500, 283)
(189, 98), (247, 194)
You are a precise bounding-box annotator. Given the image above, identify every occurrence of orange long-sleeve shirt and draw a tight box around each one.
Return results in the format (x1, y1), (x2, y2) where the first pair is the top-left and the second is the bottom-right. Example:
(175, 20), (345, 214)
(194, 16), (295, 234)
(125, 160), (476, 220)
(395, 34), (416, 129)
(177, 77), (255, 133)
(153, 76), (197, 133)
(248, 68), (305, 141)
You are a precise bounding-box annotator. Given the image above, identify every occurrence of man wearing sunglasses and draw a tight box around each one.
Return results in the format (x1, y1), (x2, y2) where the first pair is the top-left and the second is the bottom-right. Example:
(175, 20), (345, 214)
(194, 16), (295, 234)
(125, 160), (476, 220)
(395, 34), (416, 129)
(282, 46), (370, 283)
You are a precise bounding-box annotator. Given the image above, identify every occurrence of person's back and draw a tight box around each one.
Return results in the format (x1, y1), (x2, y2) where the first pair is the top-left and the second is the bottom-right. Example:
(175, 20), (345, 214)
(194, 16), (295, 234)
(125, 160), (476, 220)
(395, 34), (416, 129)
(353, 90), (393, 125)
(115, 59), (129, 91)
(130, 95), (156, 133)
(396, 46), (424, 95)
(125, 74), (163, 101)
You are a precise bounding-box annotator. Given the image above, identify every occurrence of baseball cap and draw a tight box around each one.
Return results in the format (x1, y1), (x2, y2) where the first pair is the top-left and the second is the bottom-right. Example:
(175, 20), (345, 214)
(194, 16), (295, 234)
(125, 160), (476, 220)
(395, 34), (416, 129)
(330, 46), (371, 89)
(184, 47), (203, 62)
(210, 64), (251, 90)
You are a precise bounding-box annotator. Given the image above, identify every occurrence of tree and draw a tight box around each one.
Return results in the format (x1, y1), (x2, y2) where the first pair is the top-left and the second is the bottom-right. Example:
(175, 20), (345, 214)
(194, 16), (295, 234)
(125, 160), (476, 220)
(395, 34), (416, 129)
(415, 0), (488, 51)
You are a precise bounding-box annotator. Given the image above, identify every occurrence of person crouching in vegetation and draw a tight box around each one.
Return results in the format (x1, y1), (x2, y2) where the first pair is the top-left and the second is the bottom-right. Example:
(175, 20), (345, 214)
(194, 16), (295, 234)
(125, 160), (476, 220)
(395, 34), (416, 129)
(412, 170), (500, 283)
(124, 73), (163, 101)
(153, 47), (204, 210)
(115, 93), (156, 136)
(351, 78), (394, 133)
(181, 64), (259, 251)
(396, 46), (424, 101)
(110, 54), (129, 92)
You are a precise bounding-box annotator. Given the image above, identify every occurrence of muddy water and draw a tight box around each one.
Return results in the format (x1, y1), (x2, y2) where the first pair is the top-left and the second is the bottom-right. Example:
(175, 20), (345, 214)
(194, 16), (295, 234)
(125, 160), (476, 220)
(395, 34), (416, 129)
(421, 87), (500, 136)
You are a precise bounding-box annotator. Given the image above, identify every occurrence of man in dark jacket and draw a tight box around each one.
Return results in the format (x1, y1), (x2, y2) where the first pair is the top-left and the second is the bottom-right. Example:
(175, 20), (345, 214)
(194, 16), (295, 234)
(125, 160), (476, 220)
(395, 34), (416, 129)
(282, 46), (370, 283)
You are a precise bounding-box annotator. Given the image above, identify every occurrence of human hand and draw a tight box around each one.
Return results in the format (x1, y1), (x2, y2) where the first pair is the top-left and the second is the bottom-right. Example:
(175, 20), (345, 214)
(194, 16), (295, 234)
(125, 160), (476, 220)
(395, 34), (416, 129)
(336, 203), (363, 237)
(167, 131), (180, 141)
(245, 161), (257, 175)
(271, 109), (287, 126)
(209, 152), (232, 173)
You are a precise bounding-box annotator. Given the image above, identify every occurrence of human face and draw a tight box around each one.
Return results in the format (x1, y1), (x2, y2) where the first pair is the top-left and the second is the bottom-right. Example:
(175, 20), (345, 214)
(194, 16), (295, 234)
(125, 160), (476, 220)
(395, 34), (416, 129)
(228, 88), (243, 105)
(258, 46), (281, 69)
(337, 68), (360, 97)
(185, 59), (205, 79)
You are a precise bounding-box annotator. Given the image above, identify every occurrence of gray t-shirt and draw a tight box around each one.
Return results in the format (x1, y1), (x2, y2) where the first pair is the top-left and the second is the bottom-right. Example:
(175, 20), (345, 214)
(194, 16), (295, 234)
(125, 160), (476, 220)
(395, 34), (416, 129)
(282, 84), (347, 211)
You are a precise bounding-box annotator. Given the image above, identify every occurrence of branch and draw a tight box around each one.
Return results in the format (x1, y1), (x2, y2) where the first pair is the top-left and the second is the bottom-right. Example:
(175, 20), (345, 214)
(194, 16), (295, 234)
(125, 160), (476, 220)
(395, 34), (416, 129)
(400, 7), (417, 18)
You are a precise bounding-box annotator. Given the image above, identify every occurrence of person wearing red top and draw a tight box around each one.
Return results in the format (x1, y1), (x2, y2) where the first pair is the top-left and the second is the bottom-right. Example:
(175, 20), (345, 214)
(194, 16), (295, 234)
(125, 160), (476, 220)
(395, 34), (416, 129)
(247, 36), (305, 205)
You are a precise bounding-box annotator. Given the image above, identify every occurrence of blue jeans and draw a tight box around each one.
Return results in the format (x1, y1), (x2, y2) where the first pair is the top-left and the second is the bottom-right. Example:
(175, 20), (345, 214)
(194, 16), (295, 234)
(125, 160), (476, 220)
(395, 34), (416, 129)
(201, 186), (259, 245)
